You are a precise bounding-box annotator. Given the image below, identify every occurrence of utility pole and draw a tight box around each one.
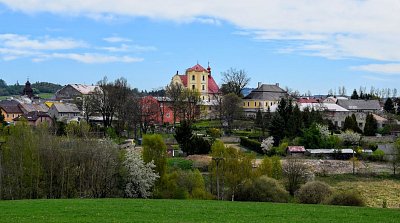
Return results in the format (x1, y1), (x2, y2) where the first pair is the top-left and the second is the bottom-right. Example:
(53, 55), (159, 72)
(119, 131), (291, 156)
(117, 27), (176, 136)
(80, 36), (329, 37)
(212, 157), (223, 200)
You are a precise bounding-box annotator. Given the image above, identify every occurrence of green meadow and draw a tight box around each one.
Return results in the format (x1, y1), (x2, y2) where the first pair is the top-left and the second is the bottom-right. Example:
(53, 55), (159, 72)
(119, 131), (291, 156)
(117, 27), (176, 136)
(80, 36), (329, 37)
(0, 199), (399, 223)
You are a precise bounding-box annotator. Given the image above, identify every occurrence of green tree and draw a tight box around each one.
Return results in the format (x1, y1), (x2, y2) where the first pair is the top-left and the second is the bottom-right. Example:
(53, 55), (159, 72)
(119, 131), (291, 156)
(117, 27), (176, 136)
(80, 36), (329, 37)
(364, 113), (378, 136)
(301, 124), (323, 149)
(271, 156), (282, 180)
(269, 113), (285, 146)
(384, 98), (395, 114)
(351, 89), (359, 99)
(142, 134), (167, 181)
(174, 121), (193, 154)
(342, 114), (362, 133)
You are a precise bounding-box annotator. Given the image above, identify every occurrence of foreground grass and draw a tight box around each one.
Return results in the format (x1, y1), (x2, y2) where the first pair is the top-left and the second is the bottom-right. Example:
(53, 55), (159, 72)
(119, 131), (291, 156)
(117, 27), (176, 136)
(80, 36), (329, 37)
(0, 199), (399, 223)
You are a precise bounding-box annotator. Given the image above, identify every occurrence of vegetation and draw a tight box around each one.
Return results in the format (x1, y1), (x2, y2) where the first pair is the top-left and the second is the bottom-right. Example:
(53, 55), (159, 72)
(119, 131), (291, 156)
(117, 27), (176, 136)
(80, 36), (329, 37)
(295, 181), (332, 204)
(236, 176), (290, 203)
(0, 79), (62, 96)
(239, 137), (262, 154)
(325, 190), (365, 207)
(0, 199), (399, 223)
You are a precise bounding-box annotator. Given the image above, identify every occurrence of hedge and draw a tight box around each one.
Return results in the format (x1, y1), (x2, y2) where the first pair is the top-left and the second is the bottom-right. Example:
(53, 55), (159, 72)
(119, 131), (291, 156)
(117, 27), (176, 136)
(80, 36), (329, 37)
(240, 137), (262, 154)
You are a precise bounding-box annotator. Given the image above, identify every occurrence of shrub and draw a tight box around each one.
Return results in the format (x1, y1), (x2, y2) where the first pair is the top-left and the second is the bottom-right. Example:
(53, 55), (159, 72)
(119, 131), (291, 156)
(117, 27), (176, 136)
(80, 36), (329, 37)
(240, 137), (262, 154)
(295, 181), (332, 204)
(369, 149), (385, 161)
(167, 158), (193, 170)
(325, 190), (365, 207)
(236, 176), (290, 203)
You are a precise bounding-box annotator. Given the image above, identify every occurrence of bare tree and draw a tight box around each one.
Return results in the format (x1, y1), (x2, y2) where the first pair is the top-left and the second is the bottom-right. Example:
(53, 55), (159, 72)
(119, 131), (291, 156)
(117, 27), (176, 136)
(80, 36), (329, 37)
(283, 158), (308, 195)
(220, 93), (243, 133)
(221, 68), (250, 97)
(166, 83), (184, 126)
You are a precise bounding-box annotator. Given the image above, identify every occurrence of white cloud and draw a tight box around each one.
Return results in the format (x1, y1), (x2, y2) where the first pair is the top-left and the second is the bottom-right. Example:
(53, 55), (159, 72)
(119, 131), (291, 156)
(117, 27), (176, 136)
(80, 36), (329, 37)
(103, 36), (132, 43)
(36, 53), (143, 63)
(0, 34), (87, 50)
(362, 75), (390, 82)
(352, 63), (400, 75)
(2, 0), (399, 63)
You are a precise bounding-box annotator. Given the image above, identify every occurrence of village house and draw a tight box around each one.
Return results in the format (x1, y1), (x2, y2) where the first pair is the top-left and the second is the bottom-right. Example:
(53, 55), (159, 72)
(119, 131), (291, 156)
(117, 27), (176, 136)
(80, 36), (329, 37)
(55, 84), (99, 100)
(337, 99), (381, 113)
(243, 82), (288, 117)
(0, 100), (23, 123)
(13, 111), (53, 126)
(48, 103), (81, 122)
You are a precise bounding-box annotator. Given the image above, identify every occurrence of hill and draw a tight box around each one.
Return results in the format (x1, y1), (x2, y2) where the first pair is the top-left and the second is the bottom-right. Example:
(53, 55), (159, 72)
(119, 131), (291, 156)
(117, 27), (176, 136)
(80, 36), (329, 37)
(0, 79), (62, 96)
(0, 199), (399, 223)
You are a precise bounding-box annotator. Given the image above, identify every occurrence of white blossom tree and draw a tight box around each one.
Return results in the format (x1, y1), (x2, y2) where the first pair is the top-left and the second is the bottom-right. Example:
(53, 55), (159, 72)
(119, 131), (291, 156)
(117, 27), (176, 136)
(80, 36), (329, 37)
(340, 130), (361, 146)
(124, 150), (159, 198)
(261, 136), (274, 154)
(316, 124), (330, 139)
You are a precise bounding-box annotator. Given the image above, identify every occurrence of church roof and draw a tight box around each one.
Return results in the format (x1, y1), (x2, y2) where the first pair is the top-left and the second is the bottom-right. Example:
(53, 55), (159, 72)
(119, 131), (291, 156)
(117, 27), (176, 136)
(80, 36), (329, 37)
(187, 64), (207, 72)
(208, 76), (219, 94)
(178, 75), (188, 87)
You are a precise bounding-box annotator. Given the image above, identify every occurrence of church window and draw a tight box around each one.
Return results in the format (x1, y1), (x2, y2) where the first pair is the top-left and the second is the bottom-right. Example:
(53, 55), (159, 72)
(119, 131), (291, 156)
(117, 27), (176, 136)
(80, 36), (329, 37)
(202, 85), (205, 90)
(192, 85), (195, 90)
(192, 75), (195, 81)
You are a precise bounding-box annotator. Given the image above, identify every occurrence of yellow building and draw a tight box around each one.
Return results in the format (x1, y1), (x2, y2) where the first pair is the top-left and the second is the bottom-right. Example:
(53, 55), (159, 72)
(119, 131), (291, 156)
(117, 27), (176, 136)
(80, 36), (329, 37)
(243, 83), (288, 117)
(171, 63), (219, 101)
(0, 100), (23, 123)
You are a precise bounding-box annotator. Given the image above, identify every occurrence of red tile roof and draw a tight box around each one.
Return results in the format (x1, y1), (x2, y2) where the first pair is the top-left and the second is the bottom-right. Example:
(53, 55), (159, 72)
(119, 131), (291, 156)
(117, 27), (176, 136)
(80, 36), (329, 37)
(179, 75), (187, 87)
(297, 98), (319, 103)
(187, 64), (207, 72)
(287, 146), (306, 153)
(208, 76), (219, 94)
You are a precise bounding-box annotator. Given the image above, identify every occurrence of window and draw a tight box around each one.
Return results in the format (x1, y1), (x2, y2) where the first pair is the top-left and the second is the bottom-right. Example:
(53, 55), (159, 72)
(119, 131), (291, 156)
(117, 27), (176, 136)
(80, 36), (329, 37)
(247, 102), (250, 106)
(202, 75), (205, 81)
(202, 85), (205, 90)
(192, 85), (195, 90)
(192, 75), (195, 81)
(259, 102), (261, 106)
(254, 102), (256, 106)
(244, 102), (246, 107)
(202, 96), (205, 100)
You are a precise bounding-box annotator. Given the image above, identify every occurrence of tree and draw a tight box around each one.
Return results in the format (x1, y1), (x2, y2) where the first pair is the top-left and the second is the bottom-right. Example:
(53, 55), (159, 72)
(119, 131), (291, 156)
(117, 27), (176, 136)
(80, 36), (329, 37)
(384, 98), (395, 114)
(261, 137), (274, 154)
(268, 113), (285, 146)
(364, 113), (378, 136)
(174, 121), (193, 155)
(301, 124), (323, 149)
(220, 93), (243, 133)
(283, 158), (308, 195)
(342, 114), (362, 133)
(142, 134), (167, 181)
(220, 68), (250, 97)
(392, 138), (400, 175)
(165, 82), (184, 126)
(124, 149), (159, 198)
(351, 89), (359, 99)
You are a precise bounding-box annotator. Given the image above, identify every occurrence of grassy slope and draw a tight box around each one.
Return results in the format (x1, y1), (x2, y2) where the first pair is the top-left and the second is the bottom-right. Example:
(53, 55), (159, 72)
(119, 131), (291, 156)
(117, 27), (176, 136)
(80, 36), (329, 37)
(0, 199), (399, 223)
(317, 174), (400, 208)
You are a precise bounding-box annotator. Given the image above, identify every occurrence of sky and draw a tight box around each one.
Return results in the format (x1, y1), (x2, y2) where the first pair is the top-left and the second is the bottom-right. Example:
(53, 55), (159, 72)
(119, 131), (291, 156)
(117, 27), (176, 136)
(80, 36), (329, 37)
(0, 0), (400, 95)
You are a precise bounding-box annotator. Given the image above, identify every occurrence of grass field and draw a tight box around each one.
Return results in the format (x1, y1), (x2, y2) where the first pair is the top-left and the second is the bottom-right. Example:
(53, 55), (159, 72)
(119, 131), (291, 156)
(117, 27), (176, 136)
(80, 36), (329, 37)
(0, 199), (399, 223)
(317, 174), (400, 208)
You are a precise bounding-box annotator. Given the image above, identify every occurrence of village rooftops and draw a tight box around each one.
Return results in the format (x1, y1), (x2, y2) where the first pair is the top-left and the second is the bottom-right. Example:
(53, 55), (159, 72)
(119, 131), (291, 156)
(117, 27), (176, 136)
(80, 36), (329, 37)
(337, 99), (381, 111)
(244, 83), (288, 101)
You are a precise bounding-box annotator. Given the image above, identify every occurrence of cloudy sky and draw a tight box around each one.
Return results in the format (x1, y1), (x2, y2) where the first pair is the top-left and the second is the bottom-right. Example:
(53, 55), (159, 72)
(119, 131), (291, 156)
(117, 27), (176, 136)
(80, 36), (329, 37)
(0, 0), (400, 94)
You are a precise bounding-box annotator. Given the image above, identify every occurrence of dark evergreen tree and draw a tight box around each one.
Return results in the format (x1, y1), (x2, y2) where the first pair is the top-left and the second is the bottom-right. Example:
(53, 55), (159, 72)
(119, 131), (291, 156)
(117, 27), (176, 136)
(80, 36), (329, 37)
(268, 113), (285, 146)
(384, 98), (395, 114)
(342, 114), (362, 133)
(364, 113), (378, 136)
(351, 89), (359, 99)
(174, 121), (194, 154)
(286, 104), (303, 138)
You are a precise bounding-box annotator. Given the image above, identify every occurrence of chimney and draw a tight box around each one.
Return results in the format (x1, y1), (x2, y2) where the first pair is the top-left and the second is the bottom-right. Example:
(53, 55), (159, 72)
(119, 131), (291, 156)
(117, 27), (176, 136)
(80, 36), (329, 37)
(258, 82), (262, 88)
(276, 83), (279, 87)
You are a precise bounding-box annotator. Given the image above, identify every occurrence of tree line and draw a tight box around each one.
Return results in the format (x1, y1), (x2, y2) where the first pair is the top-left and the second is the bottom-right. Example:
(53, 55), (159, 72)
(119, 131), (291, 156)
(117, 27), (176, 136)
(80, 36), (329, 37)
(0, 79), (62, 96)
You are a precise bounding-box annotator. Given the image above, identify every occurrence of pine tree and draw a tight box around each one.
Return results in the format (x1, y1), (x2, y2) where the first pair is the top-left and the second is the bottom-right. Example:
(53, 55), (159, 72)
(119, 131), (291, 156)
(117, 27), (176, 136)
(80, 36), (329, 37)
(384, 98), (395, 114)
(364, 113), (378, 136)
(269, 113), (285, 146)
(351, 89), (359, 99)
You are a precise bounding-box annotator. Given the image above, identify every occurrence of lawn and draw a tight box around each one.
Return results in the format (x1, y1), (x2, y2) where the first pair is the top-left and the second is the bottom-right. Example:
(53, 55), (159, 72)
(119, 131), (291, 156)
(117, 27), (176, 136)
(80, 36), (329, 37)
(0, 199), (399, 223)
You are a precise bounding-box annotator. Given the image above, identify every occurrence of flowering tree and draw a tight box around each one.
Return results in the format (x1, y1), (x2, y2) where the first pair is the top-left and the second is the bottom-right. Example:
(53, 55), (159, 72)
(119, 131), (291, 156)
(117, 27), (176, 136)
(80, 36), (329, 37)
(124, 150), (159, 198)
(261, 136), (274, 154)
(316, 124), (330, 139)
(340, 130), (361, 146)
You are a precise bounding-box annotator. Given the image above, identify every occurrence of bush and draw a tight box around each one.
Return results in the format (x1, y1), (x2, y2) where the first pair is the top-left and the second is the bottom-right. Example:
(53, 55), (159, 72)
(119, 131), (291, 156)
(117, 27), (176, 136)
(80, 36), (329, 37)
(240, 137), (262, 154)
(325, 191), (365, 207)
(167, 158), (193, 170)
(369, 149), (385, 161)
(295, 181), (332, 204)
(236, 176), (290, 203)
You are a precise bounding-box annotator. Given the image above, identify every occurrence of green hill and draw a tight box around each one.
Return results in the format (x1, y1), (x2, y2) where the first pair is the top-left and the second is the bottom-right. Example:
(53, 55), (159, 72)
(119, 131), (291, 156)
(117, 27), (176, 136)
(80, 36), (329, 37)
(0, 199), (398, 223)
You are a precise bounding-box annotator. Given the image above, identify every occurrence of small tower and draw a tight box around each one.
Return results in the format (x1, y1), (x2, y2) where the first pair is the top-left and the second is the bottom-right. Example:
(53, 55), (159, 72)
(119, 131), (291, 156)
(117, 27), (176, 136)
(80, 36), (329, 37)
(22, 79), (34, 98)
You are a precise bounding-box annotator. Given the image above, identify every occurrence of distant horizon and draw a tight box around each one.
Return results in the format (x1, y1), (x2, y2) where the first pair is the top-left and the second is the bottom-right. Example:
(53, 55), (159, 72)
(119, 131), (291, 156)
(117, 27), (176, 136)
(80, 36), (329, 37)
(1, 1), (400, 95)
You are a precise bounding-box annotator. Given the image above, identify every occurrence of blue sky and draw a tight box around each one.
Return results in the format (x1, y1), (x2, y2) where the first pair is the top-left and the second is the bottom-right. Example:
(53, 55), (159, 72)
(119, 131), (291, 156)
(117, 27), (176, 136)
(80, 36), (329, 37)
(0, 0), (400, 95)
